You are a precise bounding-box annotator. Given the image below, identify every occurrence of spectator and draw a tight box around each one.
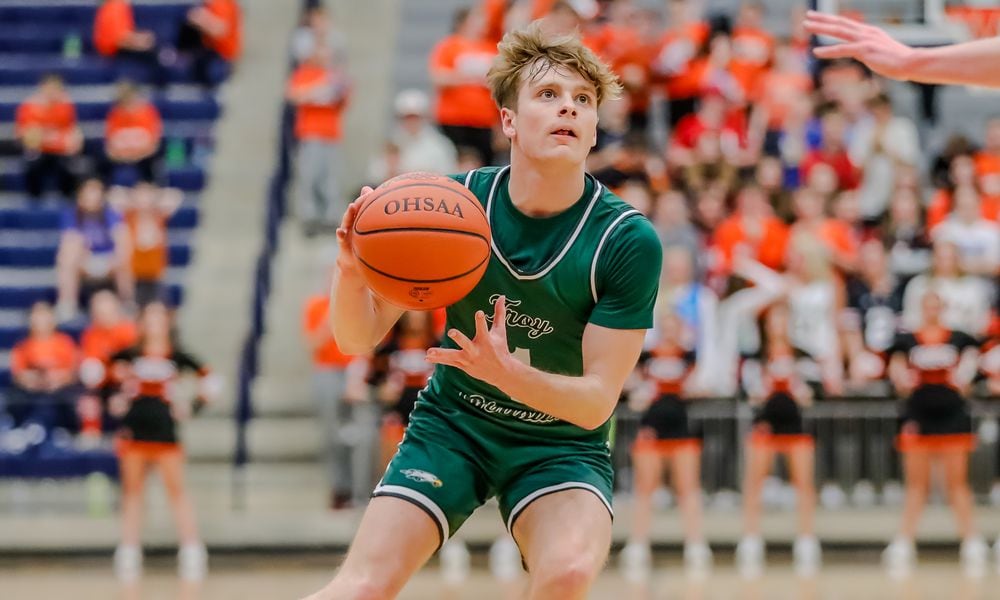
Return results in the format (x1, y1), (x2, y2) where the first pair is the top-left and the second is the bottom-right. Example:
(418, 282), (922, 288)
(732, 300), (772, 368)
(651, 0), (709, 128)
(55, 177), (133, 321)
(391, 89), (458, 176)
(79, 290), (139, 436)
(751, 42), (813, 158)
(108, 183), (183, 306)
(652, 189), (701, 266)
(429, 7), (499, 165)
(15, 74), (83, 199)
(902, 241), (993, 336)
(6, 302), (80, 433)
(928, 154), (1000, 230)
(302, 281), (369, 509)
(930, 186), (1000, 277)
(730, 1), (774, 103)
(789, 188), (858, 274)
(710, 183), (789, 275)
(286, 42), (351, 237)
(882, 186), (932, 282)
(175, 0), (242, 88)
(973, 117), (1000, 194)
(291, 4), (347, 66)
(800, 106), (861, 192)
(668, 89), (749, 186)
(849, 92), (921, 221)
(93, 0), (169, 87)
(101, 81), (164, 186)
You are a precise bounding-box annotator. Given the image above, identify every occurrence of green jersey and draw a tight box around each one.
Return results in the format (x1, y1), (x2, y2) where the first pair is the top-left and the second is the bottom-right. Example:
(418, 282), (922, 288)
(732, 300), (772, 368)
(421, 166), (662, 443)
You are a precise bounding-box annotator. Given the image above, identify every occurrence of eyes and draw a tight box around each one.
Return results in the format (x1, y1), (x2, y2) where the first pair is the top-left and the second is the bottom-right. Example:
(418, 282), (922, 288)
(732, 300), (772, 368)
(538, 89), (593, 105)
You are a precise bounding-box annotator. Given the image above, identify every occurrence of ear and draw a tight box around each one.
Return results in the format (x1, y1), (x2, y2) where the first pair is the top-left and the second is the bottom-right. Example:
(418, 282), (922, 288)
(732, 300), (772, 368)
(500, 106), (516, 139)
(590, 114), (598, 149)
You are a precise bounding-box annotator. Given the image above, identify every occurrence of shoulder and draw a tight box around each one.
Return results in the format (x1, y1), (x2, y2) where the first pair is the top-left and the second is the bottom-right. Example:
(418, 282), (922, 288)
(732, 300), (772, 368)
(593, 187), (659, 251)
(449, 166), (505, 198)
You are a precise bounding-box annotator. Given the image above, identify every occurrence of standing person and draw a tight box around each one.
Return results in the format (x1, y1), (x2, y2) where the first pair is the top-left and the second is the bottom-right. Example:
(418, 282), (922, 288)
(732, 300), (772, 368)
(619, 310), (711, 581)
(736, 302), (822, 578)
(175, 0), (242, 87)
(286, 43), (351, 237)
(109, 302), (221, 582)
(804, 10), (1000, 88)
(306, 22), (661, 600)
(882, 291), (987, 576)
(15, 74), (83, 199)
(429, 7), (499, 165)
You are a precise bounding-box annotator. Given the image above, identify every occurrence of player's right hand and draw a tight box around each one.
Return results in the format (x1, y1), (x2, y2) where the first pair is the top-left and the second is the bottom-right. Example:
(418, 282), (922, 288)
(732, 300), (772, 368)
(335, 186), (373, 275)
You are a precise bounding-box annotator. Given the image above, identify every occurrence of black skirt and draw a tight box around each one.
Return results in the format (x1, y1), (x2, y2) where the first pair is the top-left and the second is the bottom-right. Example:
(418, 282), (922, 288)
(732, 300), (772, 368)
(640, 393), (697, 440)
(121, 395), (177, 443)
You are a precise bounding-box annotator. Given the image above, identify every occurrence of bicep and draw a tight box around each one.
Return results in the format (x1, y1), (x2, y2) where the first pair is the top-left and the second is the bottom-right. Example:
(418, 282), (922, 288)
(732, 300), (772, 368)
(582, 324), (646, 396)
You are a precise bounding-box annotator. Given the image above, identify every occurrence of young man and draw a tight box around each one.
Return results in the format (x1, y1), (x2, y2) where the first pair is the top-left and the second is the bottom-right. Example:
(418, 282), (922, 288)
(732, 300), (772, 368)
(804, 10), (1000, 88)
(309, 22), (662, 600)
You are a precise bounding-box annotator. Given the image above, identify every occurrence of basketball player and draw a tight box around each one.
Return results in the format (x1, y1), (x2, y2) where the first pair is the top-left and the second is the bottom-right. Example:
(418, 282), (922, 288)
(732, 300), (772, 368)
(306, 22), (661, 600)
(804, 10), (1000, 88)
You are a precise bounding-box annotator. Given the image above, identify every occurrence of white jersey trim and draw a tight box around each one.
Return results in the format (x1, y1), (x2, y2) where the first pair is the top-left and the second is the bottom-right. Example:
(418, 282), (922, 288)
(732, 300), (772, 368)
(485, 166), (604, 281)
(590, 209), (641, 303)
(373, 483), (450, 541)
(463, 168), (478, 188)
(505, 481), (613, 533)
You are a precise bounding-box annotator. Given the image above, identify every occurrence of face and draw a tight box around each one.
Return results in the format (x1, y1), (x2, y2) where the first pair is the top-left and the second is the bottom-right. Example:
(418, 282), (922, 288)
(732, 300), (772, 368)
(821, 111), (846, 147)
(832, 191), (859, 223)
(921, 292), (943, 324)
(619, 181), (652, 215)
(793, 189), (824, 220)
(756, 157), (783, 190)
(501, 62), (599, 167)
(77, 179), (105, 212)
(655, 191), (688, 227)
(931, 241), (959, 276)
(889, 188), (919, 224)
(40, 79), (63, 102)
(858, 240), (886, 280)
(950, 155), (976, 187)
(89, 290), (122, 326)
(29, 303), (56, 336)
(807, 163), (838, 196)
(141, 302), (171, 339)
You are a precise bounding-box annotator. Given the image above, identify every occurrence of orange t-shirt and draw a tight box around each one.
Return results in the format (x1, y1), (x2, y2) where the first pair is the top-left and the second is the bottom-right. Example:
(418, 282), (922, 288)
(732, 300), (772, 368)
(93, 0), (135, 57)
(927, 189), (1000, 229)
(482, 0), (508, 45)
(287, 64), (349, 142)
(203, 0), (241, 61)
(125, 209), (168, 280)
(106, 102), (163, 152)
(15, 97), (78, 155)
(81, 322), (138, 361)
(10, 334), (78, 376)
(711, 214), (790, 272)
(757, 71), (813, 129)
(303, 295), (354, 368)
(429, 35), (498, 129)
(730, 27), (774, 100)
(653, 23), (710, 100)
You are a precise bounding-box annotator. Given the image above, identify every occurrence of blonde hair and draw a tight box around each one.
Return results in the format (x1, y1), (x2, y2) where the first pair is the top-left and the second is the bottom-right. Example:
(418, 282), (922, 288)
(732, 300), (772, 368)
(487, 21), (622, 111)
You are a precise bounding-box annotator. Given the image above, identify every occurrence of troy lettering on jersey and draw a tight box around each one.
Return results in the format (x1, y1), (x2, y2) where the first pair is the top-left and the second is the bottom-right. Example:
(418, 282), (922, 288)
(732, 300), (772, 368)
(384, 197), (465, 218)
(487, 294), (554, 339)
(909, 344), (959, 370)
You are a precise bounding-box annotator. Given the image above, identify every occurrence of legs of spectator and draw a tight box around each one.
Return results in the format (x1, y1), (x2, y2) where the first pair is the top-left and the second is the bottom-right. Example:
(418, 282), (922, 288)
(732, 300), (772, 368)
(741, 443), (773, 536)
(157, 451), (201, 545)
(941, 450), (977, 539)
(56, 235), (85, 316)
(628, 450), (661, 546)
(672, 448), (705, 545)
(312, 368), (351, 507)
(898, 450), (930, 540)
(787, 446), (817, 537)
(117, 49), (170, 89)
(294, 140), (325, 235)
(136, 153), (163, 185)
(320, 143), (344, 227)
(24, 153), (49, 199)
(348, 400), (377, 505)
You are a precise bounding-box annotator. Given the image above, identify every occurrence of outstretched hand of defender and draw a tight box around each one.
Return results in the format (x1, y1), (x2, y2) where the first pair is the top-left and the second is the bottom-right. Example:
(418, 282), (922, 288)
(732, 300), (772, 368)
(426, 295), (514, 387)
(804, 10), (916, 80)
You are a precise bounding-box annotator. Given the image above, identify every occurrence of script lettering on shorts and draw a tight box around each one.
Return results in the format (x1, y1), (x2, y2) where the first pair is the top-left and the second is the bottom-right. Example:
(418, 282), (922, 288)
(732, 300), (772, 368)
(463, 392), (558, 425)
(384, 197), (464, 218)
(487, 294), (554, 339)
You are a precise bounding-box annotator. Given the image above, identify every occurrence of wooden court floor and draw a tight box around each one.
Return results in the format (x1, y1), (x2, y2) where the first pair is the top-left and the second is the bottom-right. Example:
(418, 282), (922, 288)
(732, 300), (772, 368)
(2, 554), (997, 600)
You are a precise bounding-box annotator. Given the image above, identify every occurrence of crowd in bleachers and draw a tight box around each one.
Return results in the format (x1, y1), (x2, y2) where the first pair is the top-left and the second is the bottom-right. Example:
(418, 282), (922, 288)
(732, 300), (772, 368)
(0, 0), (239, 477)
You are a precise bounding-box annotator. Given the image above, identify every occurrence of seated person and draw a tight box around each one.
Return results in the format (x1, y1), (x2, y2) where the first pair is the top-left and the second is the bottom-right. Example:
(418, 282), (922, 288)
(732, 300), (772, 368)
(176, 0), (242, 87)
(15, 74), (83, 199)
(100, 81), (163, 186)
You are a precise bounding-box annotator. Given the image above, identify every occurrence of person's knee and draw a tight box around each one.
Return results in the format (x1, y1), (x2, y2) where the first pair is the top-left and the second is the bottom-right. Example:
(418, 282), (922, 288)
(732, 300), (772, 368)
(532, 556), (602, 594)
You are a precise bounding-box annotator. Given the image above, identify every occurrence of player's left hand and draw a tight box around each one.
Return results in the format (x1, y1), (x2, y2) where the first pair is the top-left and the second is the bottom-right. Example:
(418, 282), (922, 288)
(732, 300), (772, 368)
(426, 295), (514, 387)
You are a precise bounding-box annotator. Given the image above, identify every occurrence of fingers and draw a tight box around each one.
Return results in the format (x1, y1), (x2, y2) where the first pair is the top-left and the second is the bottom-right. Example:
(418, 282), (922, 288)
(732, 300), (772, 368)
(337, 186), (374, 248)
(447, 328), (474, 351)
(426, 348), (465, 369)
(474, 310), (490, 339)
(491, 295), (507, 337)
(813, 43), (866, 60)
(803, 20), (861, 43)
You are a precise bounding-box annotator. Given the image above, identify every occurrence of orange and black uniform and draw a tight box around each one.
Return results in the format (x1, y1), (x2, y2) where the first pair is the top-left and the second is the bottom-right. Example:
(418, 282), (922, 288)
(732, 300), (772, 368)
(891, 329), (979, 452)
(372, 333), (437, 428)
(749, 348), (814, 450)
(110, 345), (209, 454)
(633, 343), (699, 454)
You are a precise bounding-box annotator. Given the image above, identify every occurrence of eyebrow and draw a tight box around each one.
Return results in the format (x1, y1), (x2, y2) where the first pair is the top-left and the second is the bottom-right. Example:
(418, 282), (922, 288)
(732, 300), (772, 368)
(530, 80), (597, 96)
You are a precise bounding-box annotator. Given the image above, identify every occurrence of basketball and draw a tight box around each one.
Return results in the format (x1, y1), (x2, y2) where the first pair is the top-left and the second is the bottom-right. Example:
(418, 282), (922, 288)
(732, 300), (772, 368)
(351, 172), (492, 310)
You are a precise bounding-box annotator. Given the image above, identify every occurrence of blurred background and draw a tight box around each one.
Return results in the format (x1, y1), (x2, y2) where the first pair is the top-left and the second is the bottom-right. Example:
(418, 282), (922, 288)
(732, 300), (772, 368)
(0, 0), (999, 598)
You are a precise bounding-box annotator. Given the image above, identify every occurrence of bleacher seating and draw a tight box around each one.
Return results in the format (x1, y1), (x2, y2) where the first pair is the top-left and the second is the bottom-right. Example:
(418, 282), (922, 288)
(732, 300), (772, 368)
(0, 0), (227, 477)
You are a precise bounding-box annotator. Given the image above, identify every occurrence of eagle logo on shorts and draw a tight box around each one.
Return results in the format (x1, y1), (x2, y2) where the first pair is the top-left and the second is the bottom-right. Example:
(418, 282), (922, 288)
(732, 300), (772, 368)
(401, 469), (443, 488)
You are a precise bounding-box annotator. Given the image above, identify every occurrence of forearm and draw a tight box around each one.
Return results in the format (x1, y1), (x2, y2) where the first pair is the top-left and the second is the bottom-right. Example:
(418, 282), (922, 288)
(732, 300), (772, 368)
(905, 39), (1000, 87)
(496, 359), (617, 431)
(329, 266), (402, 355)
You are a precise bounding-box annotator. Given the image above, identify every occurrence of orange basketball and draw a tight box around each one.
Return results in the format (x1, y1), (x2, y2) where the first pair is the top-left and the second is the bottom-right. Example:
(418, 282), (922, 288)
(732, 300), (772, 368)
(351, 172), (491, 310)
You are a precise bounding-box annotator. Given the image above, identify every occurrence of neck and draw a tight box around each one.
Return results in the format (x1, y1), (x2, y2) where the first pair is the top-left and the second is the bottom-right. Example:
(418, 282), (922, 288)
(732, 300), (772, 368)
(506, 154), (587, 217)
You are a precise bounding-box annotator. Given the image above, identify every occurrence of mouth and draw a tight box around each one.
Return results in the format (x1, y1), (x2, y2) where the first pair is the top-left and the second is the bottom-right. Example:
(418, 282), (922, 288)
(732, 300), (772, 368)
(551, 128), (577, 139)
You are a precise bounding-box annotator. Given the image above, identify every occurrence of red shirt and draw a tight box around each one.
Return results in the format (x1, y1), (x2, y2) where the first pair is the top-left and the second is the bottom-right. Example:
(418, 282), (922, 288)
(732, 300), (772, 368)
(94, 0), (135, 57)
(801, 149), (860, 190)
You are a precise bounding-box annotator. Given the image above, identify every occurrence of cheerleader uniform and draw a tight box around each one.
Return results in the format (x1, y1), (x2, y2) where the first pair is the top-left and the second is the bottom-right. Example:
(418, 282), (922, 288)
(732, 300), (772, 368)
(110, 345), (211, 459)
(890, 329), (978, 453)
(749, 348), (814, 451)
(633, 343), (700, 454)
(376, 335), (435, 446)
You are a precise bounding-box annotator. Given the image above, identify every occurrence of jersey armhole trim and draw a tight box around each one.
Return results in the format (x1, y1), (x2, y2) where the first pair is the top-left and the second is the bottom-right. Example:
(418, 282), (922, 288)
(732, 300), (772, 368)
(463, 168), (478, 188)
(372, 484), (449, 549)
(506, 481), (613, 533)
(590, 209), (642, 304)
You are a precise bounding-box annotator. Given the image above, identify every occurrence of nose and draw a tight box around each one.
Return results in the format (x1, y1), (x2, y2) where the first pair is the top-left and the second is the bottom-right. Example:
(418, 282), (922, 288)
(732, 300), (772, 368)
(558, 93), (577, 117)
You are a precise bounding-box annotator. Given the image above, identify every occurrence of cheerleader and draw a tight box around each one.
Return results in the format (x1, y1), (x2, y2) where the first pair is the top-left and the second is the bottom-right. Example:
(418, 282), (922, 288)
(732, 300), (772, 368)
(108, 302), (221, 582)
(619, 311), (711, 580)
(736, 302), (821, 576)
(882, 291), (986, 575)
